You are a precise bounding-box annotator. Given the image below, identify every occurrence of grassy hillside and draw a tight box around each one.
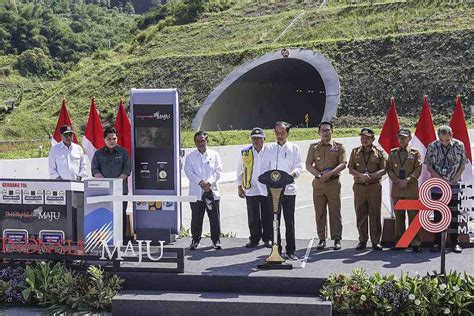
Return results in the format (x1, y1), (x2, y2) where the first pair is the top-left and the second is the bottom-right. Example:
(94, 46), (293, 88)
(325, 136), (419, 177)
(0, 0), (473, 150)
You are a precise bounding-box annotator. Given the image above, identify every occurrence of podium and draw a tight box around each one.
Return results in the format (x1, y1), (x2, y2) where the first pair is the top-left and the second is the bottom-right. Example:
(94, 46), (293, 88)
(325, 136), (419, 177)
(257, 170), (294, 270)
(84, 178), (123, 248)
(0, 178), (84, 243)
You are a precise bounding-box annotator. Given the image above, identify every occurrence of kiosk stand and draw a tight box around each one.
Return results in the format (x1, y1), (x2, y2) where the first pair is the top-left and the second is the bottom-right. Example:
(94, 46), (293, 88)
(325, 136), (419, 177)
(130, 89), (181, 243)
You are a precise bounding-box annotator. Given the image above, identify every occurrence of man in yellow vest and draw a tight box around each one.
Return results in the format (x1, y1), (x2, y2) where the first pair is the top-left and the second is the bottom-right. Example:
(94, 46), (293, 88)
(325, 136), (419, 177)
(237, 127), (272, 248)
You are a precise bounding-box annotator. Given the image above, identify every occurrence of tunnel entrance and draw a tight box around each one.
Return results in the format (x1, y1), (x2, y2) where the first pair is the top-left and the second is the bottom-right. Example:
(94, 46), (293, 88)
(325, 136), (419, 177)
(192, 49), (340, 131)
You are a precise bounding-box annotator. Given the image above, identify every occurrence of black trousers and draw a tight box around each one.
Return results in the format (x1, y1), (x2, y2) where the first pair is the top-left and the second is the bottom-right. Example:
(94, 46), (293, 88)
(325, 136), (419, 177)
(190, 200), (221, 243)
(277, 195), (296, 254)
(246, 195), (272, 244)
(432, 191), (459, 246)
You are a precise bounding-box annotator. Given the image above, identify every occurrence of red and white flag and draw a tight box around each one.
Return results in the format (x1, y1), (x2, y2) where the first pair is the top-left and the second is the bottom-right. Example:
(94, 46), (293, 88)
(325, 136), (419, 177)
(52, 98), (78, 146)
(449, 96), (473, 181)
(377, 97), (400, 216)
(114, 98), (132, 156)
(412, 96), (437, 185)
(82, 97), (105, 163)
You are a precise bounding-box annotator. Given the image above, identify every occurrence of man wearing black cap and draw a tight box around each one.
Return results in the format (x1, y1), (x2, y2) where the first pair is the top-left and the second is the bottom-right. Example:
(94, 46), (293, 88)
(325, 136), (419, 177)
(48, 125), (88, 181)
(386, 128), (422, 252)
(237, 127), (272, 248)
(348, 128), (387, 251)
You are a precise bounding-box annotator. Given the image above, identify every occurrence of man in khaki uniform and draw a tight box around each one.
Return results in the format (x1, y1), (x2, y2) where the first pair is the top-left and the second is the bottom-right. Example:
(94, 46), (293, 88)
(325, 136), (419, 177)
(306, 122), (346, 250)
(386, 128), (422, 252)
(348, 128), (387, 251)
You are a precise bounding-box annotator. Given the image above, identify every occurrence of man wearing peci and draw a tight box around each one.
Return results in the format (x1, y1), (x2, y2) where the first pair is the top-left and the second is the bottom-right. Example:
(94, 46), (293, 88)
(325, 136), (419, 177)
(386, 128), (422, 252)
(348, 128), (387, 251)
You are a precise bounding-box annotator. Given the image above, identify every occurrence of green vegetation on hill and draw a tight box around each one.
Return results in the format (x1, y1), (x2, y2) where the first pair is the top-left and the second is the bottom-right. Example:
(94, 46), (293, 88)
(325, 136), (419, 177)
(0, 0), (136, 77)
(0, 0), (473, 159)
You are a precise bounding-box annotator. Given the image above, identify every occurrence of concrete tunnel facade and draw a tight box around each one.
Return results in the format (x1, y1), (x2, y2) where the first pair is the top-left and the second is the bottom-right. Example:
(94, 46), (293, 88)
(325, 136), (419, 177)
(192, 49), (340, 131)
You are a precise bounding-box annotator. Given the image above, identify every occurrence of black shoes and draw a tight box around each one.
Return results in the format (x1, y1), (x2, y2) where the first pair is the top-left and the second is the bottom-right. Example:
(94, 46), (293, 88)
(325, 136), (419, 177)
(430, 243), (462, 253)
(431, 244), (441, 252)
(452, 244), (462, 253)
(189, 241), (200, 250)
(412, 245), (422, 253)
(372, 243), (383, 251)
(316, 239), (326, 250)
(355, 242), (367, 250)
(286, 253), (298, 260)
(212, 240), (222, 250)
(245, 241), (259, 248)
(263, 241), (272, 248)
(334, 240), (341, 251)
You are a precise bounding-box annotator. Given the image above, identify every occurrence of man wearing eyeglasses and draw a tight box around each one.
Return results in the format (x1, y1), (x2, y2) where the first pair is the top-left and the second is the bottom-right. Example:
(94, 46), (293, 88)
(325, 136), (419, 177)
(91, 126), (132, 240)
(425, 125), (467, 253)
(48, 125), (88, 181)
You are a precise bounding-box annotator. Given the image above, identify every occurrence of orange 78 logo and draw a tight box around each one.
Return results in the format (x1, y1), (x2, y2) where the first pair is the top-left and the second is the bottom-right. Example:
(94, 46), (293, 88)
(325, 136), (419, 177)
(395, 178), (452, 248)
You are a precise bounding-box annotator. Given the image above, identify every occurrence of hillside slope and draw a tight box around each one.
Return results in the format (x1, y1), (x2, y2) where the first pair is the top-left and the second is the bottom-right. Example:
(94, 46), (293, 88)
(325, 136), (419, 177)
(1, 0), (473, 141)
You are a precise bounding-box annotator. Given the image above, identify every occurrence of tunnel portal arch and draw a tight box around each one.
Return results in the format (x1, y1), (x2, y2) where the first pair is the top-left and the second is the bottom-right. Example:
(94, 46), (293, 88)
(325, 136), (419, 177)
(192, 49), (340, 131)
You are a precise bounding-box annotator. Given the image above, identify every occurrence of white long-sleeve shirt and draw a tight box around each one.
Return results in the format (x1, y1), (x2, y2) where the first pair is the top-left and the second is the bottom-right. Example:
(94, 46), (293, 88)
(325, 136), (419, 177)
(263, 141), (303, 195)
(236, 145), (268, 196)
(184, 148), (223, 201)
(48, 141), (88, 180)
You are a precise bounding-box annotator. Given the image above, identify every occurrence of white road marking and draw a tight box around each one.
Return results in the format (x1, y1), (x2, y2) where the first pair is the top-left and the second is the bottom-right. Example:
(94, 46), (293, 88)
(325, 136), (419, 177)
(300, 237), (315, 268)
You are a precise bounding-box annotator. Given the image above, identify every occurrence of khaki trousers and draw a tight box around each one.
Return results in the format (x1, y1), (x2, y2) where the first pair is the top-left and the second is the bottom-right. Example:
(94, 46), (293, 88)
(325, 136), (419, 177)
(353, 183), (382, 244)
(313, 179), (342, 240)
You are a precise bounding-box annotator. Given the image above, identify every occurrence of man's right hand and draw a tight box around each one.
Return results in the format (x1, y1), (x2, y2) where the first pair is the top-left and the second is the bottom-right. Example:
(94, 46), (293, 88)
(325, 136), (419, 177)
(238, 186), (245, 199)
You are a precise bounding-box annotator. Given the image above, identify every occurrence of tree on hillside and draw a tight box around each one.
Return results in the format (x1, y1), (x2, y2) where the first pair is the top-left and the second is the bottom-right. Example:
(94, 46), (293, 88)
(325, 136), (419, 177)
(15, 48), (53, 77)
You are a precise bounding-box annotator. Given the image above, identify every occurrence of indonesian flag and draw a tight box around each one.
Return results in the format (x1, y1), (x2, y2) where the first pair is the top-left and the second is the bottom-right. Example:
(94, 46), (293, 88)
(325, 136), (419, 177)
(412, 96), (436, 185)
(377, 97), (400, 216)
(82, 97), (105, 163)
(52, 98), (78, 146)
(114, 98), (132, 156)
(449, 96), (473, 181)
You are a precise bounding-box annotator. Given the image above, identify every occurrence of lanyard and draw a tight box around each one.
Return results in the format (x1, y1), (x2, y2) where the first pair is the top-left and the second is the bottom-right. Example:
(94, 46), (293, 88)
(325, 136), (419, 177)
(363, 150), (372, 172)
(441, 144), (451, 166)
(398, 150), (408, 168)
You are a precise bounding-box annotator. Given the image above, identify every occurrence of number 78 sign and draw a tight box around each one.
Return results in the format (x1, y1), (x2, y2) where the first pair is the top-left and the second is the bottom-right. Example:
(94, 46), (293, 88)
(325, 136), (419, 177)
(395, 178), (452, 248)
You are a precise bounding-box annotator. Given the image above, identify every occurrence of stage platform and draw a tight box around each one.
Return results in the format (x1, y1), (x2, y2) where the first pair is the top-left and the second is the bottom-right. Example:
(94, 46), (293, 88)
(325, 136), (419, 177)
(112, 237), (474, 315)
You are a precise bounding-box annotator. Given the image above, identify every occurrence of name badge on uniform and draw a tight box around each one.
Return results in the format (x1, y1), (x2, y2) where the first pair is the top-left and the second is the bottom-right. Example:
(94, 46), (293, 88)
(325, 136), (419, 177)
(399, 169), (406, 179)
(329, 147), (338, 152)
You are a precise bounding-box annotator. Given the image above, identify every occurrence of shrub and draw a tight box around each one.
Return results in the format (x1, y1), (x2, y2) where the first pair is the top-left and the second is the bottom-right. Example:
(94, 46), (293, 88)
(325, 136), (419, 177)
(321, 268), (474, 315)
(15, 48), (53, 77)
(0, 267), (25, 305)
(0, 262), (123, 313)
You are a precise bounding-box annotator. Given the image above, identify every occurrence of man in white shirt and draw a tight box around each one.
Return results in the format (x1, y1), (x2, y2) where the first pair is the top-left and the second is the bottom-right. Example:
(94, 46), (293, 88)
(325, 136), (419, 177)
(48, 125), (88, 181)
(236, 127), (272, 249)
(184, 131), (223, 250)
(263, 121), (303, 260)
